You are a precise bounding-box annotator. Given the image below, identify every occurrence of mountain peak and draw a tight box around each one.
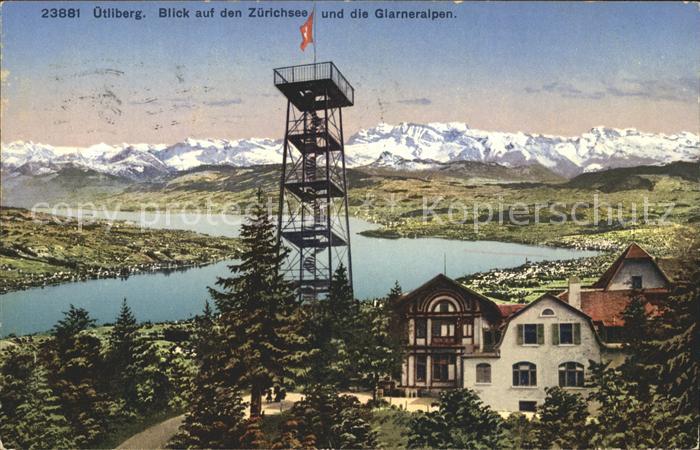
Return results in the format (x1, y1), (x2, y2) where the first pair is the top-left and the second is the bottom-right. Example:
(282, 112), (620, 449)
(2, 123), (697, 179)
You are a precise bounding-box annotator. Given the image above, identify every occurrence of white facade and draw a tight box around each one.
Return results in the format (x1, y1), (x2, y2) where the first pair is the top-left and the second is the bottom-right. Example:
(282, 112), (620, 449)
(606, 259), (668, 290)
(462, 295), (610, 412)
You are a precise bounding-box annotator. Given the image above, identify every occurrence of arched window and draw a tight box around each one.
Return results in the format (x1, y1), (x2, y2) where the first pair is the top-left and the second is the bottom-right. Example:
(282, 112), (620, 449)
(433, 300), (455, 313)
(559, 362), (584, 387)
(541, 308), (555, 317)
(476, 363), (491, 384)
(513, 362), (537, 386)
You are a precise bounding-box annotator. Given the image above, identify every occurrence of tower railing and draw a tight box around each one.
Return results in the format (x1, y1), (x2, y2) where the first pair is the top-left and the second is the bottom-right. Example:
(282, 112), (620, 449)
(274, 62), (354, 105)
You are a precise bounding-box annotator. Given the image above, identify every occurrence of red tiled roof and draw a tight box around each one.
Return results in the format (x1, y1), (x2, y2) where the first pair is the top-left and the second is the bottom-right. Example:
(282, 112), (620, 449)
(592, 242), (671, 289)
(497, 303), (526, 318)
(558, 288), (669, 327)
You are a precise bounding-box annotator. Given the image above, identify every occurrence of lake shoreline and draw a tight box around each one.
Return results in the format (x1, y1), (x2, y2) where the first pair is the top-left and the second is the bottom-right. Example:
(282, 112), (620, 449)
(0, 256), (236, 295)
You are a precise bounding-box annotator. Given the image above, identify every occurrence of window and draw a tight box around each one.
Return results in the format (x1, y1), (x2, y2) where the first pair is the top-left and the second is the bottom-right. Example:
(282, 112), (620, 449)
(519, 401), (537, 412)
(552, 323), (581, 345)
(513, 362), (537, 386)
(559, 362), (584, 387)
(476, 363), (491, 384)
(559, 323), (573, 344)
(432, 354), (456, 381)
(432, 318), (455, 337)
(631, 275), (643, 289)
(416, 319), (427, 339)
(435, 301), (454, 312)
(541, 308), (555, 317)
(517, 324), (543, 345)
(416, 355), (426, 382)
(482, 328), (500, 352)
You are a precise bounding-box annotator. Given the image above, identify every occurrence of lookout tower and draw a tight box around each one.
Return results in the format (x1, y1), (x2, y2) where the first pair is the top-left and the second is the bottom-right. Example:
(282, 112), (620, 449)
(273, 62), (354, 300)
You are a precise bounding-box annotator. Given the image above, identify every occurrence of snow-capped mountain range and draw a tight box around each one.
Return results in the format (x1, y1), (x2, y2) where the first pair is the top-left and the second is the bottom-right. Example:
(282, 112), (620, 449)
(2, 123), (697, 180)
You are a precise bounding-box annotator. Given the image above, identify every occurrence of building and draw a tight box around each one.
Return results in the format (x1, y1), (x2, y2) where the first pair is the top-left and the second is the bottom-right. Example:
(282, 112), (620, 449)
(558, 242), (672, 343)
(394, 242), (672, 412)
(393, 274), (505, 397)
(462, 293), (615, 412)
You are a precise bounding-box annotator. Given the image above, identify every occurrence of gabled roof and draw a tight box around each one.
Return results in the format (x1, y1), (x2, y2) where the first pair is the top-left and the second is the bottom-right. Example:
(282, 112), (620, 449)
(395, 273), (503, 323)
(558, 288), (668, 327)
(495, 293), (610, 348)
(497, 303), (526, 318)
(592, 242), (672, 289)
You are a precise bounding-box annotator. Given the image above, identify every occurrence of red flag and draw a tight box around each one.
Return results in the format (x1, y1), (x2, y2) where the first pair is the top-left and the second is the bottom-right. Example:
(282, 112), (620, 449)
(300, 12), (314, 51)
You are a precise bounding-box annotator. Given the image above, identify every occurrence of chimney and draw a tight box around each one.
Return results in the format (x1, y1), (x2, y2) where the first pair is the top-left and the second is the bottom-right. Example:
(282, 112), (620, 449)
(568, 276), (581, 310)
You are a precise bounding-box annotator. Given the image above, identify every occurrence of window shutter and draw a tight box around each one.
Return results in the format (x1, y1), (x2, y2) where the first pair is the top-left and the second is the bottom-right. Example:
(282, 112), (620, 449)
(574, 323), (581, 344)
(552, 324), (559, 345)
(516, 324), (523, 345)
(537, 324), (544, 345)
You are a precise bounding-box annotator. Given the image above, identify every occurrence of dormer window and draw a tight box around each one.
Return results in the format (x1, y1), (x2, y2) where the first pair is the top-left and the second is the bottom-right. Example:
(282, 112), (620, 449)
(631, 276), (643, 289)
(541, 308), (555, 317)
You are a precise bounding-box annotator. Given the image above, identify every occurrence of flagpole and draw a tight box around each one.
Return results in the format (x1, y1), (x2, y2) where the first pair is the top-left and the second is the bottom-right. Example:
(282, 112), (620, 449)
(313, 3), (317, 65)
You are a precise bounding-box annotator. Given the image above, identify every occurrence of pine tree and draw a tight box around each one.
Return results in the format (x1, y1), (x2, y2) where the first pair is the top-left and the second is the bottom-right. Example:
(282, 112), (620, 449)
(52, 304), (95, 351)
(278, 386), (378, 449)
(0, 338), (75, 449)
(586, 361), (697, 448)
(169, 302), (249, 449)
(532, 387), (589, 448)
(648, 282), (699, 416)
(309, 265), (361, 387)
(106, 299), (139, 404)
(407, 389), (508, 448)
(208, 189), (307, 417)
(357, 282), (405, 400)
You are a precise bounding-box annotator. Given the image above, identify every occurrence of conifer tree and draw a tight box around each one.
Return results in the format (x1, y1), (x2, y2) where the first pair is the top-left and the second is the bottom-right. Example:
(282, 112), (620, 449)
(309, 264), (361, 387)
(532, 387), (589, 448)
(648, 282), (699, 416)
(0, 338), (75, 449)
(52, 304), (95, 351)
(357, 282), (405, 400)
(208, 189), (307, 416)
(169, 303), (248, 448)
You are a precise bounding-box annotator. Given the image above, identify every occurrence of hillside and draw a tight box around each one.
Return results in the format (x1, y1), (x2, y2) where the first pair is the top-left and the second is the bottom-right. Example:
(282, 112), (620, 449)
(564, 160), (700, 192)
(0, 208), (240, 293)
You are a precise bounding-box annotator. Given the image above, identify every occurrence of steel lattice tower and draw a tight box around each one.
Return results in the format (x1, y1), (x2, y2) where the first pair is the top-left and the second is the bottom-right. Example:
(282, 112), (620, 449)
(273, 62), (354, 300)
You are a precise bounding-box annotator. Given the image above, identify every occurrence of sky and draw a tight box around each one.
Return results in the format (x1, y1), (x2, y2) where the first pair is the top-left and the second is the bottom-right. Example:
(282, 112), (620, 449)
(1, 1), (698, 146)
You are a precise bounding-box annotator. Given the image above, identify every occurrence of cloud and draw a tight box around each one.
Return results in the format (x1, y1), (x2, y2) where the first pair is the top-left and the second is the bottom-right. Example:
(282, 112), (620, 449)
(526, 81), (605, 100)
(0, 69), (9, 84)
(526, 77), (697, 103)
(396, 97), (432, 105)
(203, 98), (243, 107)
(607, 77), (697, 103)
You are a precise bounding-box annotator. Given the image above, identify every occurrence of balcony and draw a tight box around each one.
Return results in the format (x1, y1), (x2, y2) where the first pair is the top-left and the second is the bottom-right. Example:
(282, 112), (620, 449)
(431, 336), (458, 346)
(274, 62), (354, 110)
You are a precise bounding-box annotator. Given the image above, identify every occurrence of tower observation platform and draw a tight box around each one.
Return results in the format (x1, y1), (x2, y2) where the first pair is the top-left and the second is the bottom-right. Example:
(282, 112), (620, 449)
(274, 62), (354, 300)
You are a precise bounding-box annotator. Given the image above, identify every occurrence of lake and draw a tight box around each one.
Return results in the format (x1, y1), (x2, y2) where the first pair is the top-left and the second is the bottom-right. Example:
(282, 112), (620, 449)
(0, 210), (599, 337)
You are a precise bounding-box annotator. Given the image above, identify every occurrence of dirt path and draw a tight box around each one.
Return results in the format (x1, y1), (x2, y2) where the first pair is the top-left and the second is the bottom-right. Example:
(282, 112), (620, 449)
(116, 415), (185, 450)
(115, 392), (435, 449)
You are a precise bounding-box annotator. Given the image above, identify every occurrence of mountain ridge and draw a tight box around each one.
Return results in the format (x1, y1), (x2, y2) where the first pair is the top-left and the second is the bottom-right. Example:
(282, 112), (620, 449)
(2, 123), (697, 180)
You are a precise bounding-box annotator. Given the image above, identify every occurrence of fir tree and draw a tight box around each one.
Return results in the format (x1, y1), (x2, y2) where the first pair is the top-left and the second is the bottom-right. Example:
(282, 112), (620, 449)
(170, 302), (248, 448)
(278, 386), (378, 449)
(208, 189), (307, 417)
(0, 338), (75, 449)
(586, 360), (697, 448)
(407, 389), (508, 448)
(532, 387), (589, 448)
(52, 304), (95, 351)
(357, 282), (405, 400)
(309, 265), (361, 387)
(648, 282), (700, 416)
